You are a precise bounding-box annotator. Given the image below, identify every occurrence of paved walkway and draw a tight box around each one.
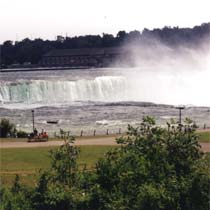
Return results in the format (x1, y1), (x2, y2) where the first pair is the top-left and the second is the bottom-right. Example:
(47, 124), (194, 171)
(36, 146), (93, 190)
(0, 137), (209, 152)
(0, 137), (117, 148)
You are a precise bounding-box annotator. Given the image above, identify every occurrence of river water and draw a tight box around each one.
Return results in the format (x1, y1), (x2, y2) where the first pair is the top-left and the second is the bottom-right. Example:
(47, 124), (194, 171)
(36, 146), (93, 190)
(0, 67), (209, 135)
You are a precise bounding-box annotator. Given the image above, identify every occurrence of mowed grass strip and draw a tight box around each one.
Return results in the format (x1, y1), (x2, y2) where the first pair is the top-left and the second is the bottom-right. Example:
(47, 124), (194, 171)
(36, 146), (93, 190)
(197, 131), (210, 142)
(0, 134), (119, 143)
(0, 145), (116, 186)
(0, 131), (209, 143)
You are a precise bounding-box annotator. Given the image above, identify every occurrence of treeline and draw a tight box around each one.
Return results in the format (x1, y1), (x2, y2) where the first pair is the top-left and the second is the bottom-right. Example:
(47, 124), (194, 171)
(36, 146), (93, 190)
(1, 23), (210, 66)
(0, 118), (28, 138)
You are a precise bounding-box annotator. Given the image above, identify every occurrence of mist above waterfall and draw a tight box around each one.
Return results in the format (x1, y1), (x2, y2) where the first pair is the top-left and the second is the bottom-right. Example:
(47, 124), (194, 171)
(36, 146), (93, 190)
(113, 36), (210, 106)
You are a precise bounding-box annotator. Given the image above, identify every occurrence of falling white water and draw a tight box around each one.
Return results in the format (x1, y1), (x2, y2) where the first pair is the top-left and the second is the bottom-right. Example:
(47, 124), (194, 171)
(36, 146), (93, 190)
(0, 63), (210, 107)
(0, 76), (127, 104)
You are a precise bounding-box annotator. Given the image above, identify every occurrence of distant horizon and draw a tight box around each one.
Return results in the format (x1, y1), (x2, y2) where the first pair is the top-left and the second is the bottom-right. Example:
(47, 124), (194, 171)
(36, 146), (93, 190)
(1, 21), (209, 44)
(1, 0), (210, 44)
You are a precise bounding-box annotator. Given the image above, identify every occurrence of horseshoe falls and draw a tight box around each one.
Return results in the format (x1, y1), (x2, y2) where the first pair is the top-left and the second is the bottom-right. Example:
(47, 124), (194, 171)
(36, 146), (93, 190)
(1, 68), (210, 107)
(0, 76), (127, 105)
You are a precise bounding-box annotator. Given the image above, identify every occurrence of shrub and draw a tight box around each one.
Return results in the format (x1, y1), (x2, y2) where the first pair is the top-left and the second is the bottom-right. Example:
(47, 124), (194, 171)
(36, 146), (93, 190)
(16, 130), (28, 138)
(0, 118), (15, 138)
(88, 117), (210, 210)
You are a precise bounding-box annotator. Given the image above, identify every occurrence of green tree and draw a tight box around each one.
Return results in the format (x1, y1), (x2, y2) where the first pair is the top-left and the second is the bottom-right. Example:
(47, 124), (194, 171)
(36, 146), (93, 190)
(88, 117), (210, 210)
(49, 137), (79, 185)
(0, 118), (15, 137)
(31, 136), (87, 210)
(0, 175), (32, 210)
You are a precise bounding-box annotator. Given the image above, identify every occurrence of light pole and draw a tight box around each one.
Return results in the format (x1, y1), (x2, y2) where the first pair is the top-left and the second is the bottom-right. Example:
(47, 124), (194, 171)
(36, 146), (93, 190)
(32, 110), (35, 132)
(176, 106), (185, 124)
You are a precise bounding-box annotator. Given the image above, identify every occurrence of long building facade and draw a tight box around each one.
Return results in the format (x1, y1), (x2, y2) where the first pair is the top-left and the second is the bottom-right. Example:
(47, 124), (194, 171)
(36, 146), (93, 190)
(41, 47), (132, 67)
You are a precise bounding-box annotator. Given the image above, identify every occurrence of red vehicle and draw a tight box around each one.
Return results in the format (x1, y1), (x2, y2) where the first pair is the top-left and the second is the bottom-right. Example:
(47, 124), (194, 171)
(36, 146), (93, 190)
(28, 131), (49, 142)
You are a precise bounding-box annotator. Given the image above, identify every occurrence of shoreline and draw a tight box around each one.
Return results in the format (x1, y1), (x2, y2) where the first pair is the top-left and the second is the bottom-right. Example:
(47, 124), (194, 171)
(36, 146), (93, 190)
(0, 66), (91, 73)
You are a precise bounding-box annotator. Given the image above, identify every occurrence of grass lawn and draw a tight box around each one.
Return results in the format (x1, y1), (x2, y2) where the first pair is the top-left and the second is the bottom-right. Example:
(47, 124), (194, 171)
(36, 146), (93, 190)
(197, 131), (210, 142)
(0, 130), (209, 186)
(0, 134), (119, 143)
(0, 138), (27, 142)
(0, 145), (116, 186)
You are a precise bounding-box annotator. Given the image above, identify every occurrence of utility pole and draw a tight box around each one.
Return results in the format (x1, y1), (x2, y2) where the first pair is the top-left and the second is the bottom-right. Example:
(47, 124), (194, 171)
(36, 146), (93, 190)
(32, 110), (35, 132)
(176, 106), (185, 124)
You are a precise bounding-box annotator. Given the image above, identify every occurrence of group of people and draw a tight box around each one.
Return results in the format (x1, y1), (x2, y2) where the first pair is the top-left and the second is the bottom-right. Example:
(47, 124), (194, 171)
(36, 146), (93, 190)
(29, 128), (48, 139)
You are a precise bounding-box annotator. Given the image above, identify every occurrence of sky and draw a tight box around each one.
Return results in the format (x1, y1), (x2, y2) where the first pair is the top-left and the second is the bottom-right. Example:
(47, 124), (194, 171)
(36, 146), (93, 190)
(0, 0), (210, 43)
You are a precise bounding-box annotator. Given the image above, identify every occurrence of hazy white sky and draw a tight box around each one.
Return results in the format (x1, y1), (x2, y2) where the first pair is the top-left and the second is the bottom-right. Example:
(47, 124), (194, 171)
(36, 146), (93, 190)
(0, 0), (210, 43)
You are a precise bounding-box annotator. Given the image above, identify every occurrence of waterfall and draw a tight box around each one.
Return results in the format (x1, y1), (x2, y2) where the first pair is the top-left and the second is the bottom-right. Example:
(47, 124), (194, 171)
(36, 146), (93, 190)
(0, 76), (127, 104)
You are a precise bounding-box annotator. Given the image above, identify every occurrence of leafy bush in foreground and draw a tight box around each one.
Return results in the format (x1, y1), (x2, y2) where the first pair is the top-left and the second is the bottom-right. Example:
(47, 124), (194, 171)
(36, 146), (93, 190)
(0, 117), (209, 210)
(89, 117), (210, 210)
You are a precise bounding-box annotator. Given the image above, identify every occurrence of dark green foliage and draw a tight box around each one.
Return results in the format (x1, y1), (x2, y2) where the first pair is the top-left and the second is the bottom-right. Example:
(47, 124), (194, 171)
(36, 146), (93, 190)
(49, 137), (79, 185)
(2, 23), (210, 66)
(16, 130), (28, 138)
(1, 117), (209, 210)
(88, 117), (210, 210)
(11, 175), (21, 194)
(0, 118), (15, 138)
(0, 175), (32, 210)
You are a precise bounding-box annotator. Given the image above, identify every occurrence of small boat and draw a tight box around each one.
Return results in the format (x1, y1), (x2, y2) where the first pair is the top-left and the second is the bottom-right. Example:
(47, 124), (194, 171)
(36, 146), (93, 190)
(47, 120), (58, 124)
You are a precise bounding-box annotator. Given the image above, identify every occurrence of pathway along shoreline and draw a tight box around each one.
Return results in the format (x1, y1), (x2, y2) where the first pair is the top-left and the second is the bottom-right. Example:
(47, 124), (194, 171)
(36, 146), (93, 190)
(0, 137), (209, 152)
